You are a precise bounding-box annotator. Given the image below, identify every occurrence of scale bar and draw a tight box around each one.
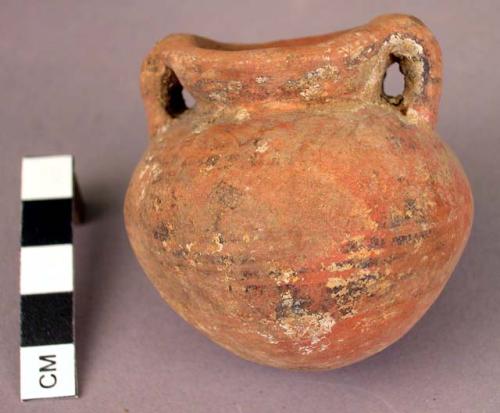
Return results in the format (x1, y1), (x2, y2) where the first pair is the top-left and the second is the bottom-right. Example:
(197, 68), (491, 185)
(20, 155), (78, 401)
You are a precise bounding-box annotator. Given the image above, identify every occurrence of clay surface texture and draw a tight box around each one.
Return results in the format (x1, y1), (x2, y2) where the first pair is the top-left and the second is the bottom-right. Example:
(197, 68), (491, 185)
(125, 14), (473, 370)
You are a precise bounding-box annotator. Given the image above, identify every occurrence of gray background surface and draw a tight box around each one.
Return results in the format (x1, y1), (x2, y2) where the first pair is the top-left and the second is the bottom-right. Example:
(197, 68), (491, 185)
(1, 1), (498, 412)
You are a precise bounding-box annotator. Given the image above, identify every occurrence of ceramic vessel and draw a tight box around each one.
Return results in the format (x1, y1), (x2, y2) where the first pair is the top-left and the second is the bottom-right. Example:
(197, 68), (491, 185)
(125, 14), (473, 370)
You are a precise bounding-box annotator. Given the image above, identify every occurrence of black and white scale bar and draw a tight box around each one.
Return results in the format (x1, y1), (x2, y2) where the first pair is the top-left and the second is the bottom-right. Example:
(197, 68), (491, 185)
(20, 155), (78, 400)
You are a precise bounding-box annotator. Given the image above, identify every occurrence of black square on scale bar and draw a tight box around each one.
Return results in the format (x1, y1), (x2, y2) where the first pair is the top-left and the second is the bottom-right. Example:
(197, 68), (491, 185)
(21, 292), (73, 347)
(21, 198), (72, 246)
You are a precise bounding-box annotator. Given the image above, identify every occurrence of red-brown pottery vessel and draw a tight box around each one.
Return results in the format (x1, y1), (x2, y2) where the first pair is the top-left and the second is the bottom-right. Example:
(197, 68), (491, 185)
(125, 14), (473, 370)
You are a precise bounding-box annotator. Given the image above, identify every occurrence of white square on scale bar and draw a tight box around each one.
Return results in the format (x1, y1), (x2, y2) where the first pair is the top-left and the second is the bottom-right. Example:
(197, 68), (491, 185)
(20, 244), (74, 295)
(20, 343), (77, 400)
(21, 155), (73, 201)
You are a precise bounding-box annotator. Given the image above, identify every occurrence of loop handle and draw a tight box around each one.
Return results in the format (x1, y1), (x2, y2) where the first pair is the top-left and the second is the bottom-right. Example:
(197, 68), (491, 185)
(365, 15), (442, 128)
(140, 38), (187, 137)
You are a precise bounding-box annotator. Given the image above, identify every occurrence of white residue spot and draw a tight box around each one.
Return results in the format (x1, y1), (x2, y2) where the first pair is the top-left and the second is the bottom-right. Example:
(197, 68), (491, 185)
(255, 76), (269, 84)
(234, 108), (250, 122)
(213, 233), (224, 252)
(255, 141), (269, 153)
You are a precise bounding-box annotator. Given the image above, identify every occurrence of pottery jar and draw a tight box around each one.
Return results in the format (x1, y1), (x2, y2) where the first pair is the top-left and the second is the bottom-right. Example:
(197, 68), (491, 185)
(125, 14), (473, 370)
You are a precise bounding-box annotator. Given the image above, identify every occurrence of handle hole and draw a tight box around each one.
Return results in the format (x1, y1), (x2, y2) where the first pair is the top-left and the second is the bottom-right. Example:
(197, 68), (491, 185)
(163, 79), (187, 117)
(161, 71), (195, 117)
(382, 58), (405, 109)
(380, 54), (409, 115)
(383, 61), (405, 99)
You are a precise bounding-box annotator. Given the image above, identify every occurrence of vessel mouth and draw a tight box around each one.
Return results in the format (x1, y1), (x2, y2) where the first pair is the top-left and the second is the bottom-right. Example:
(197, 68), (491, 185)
(165, 30), (348, 54)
